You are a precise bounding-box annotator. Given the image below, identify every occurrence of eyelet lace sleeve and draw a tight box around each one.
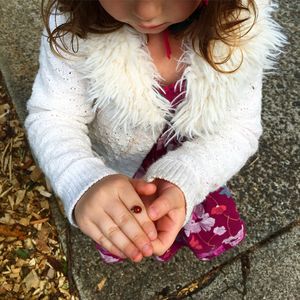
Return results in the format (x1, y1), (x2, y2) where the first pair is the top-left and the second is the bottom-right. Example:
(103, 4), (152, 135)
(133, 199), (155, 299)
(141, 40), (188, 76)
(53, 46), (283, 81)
(144, 72), (263, 227)
(24, 31), (118, 227)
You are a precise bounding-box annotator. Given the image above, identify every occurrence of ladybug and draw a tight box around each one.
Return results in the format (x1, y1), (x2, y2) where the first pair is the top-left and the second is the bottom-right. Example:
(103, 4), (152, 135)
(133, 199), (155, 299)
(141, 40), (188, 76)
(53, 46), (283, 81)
(130, 205), (142, 214)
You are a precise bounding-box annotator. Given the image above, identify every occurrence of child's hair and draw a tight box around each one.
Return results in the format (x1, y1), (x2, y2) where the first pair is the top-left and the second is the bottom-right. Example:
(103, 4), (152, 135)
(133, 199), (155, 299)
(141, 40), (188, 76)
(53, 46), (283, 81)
(41, 0), (258, 73)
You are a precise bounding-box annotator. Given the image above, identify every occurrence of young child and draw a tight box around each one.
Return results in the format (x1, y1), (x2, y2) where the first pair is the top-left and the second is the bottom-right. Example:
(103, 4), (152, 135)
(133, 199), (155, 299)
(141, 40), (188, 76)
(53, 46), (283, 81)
(24, 0), (287, 264)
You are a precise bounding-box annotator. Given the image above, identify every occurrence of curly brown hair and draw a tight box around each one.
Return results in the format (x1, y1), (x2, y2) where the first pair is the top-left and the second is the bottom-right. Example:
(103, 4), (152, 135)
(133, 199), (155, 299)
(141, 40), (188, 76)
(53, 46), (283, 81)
(41, 0), (258, 73)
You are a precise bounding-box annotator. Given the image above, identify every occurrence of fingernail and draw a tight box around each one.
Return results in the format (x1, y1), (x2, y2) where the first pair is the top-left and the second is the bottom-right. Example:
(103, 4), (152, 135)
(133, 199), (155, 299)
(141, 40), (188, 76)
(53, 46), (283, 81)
(132, 252), (143, 262)
(142, 244), (152, 256)
(148, 231), (157, 240)
(149, 207), (157, 219)
(132, 249), (140, 260)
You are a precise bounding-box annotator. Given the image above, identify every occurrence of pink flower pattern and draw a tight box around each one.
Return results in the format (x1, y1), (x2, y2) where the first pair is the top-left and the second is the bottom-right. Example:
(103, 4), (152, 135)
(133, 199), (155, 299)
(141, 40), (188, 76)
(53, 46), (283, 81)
(184, 205), (215, 237)
(222, 225), (245, 247)
(213, 226), (227, 236)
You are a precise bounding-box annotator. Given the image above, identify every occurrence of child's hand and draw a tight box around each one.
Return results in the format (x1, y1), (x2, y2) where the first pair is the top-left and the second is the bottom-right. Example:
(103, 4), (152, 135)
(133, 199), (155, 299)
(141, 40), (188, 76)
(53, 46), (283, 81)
(133, 178), (186, 256)
(74, 174), (158, 262)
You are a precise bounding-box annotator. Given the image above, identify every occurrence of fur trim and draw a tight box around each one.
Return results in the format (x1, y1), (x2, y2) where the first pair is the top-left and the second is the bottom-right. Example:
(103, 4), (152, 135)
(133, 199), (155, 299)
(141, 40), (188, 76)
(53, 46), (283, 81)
(76, 26), (172, 138)
(75, 0), (287, 141)
(168, 0), (288, 141)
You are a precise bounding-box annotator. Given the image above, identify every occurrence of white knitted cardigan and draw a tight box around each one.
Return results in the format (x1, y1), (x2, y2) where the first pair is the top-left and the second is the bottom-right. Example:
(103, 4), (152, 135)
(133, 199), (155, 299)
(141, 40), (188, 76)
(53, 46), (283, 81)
(24, 0), (287, 227)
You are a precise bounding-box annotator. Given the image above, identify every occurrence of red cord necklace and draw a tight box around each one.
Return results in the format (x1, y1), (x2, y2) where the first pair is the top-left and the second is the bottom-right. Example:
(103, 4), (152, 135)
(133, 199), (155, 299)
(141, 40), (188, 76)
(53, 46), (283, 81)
(162, 28), (172, 59)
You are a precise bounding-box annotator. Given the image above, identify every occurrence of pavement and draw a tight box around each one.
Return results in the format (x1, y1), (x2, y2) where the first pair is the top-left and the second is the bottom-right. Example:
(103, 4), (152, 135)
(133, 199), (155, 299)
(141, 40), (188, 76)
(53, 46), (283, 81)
(0, 0), (299, 299)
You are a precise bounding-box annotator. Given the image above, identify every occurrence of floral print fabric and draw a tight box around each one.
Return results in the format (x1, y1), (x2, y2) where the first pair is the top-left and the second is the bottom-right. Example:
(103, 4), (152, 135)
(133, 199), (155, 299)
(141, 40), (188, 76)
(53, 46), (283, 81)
(95, 81), (246, 263)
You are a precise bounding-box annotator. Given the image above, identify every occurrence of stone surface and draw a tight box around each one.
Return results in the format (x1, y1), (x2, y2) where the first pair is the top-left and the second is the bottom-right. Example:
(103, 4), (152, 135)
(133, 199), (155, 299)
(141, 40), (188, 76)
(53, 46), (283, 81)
(69, 227), (229, 300)
(0, 0), (42, 123)
(227, 0), (300, 247)
(0, 0), (299, 299)
(190, 225), (300, 300)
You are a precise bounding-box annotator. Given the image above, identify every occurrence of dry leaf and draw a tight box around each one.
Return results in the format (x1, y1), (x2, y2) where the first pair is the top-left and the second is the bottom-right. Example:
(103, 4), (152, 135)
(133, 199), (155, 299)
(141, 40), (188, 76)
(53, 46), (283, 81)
(3, 283), (13, 291)
(35, 239), (51, 254)
(0, 224), (25, 240)
(0, 213), (15, 225)
(29, 166), (43, 182)
(8, 194), (14, 210)
(46, 268), (55, 279)
(0, 75), (79, 299)
(40, 200), (49, 210)
(24, 238), (34, 249)
(13, 284), (20, 293)
(97, 277), (107, 291)
(15, 190), (26, 206)
(22, 270), (40, 291)
(28, 258), (36, 267)
(58, 277), (65, 288)
(18, 218), (30, 227)
(39, 190), (52, 198)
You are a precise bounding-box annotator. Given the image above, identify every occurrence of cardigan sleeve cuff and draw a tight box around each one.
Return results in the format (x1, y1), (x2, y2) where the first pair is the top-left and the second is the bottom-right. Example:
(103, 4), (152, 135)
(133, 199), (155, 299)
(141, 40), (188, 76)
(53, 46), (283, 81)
(53, 157), (118, 227)
(143, 158), (209, 227)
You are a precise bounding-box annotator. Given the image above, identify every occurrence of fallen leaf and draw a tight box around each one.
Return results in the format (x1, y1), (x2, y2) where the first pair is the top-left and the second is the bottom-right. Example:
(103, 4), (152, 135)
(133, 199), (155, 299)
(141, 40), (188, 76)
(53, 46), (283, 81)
(8, 194), (14, 209)
(97, 277), (107, 291)
(0, 224), (25, 239)
(15, 248), (30, 259)
(35, 239), (51, 254)
(13, 284), (20, 293)
(40, 200), (49, 209)
(47, 256), (67, 276)
(18, 217), (30, 226)
(39, 190), (52, 198)
(0, 213), (15, 225)
(3, 283), (13, 292)
(22, 270), (40, 291)
(29, 166), (42, 182)
(46, 268), (55, 279)
(15, 190), (26, 206)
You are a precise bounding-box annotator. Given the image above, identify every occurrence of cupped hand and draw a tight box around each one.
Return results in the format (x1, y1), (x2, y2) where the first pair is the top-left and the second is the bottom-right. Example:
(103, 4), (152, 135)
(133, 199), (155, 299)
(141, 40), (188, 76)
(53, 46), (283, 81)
(132, 178), (186, 256)
(74, 174), (159, 262)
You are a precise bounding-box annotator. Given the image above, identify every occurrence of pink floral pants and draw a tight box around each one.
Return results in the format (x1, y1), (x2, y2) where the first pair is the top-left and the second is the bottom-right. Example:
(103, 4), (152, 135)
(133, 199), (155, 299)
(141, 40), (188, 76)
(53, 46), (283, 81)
(95, 185), (246, 263)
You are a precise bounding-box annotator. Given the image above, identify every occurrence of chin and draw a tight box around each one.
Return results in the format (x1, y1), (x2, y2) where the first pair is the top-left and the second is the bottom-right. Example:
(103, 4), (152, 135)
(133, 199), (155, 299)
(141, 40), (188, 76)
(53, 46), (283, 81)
(130, 24), (170, 34)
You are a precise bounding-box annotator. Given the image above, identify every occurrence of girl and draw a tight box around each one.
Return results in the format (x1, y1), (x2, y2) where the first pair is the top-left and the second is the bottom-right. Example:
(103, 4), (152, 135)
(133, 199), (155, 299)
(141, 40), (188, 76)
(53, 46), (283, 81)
(24, 0), (287, 264)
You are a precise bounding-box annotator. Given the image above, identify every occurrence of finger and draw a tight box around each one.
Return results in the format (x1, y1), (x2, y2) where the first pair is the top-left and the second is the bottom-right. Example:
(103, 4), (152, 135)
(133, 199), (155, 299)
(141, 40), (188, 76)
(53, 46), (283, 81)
(103, 193), (155, 257)
(150, 216), (177, 256)
(78, 220), (127, 259)
(130, 178), (157, 196)
(148, 187), (185, 221)
(93, 212), (144, 262)
(118, 184), (158, 241)
(147, 191), (174, 221)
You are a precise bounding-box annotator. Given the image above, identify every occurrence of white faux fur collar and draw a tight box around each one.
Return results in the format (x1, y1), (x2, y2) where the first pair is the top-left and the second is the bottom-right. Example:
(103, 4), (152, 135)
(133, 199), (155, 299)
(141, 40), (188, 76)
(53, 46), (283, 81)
(74, 0), (287, 141)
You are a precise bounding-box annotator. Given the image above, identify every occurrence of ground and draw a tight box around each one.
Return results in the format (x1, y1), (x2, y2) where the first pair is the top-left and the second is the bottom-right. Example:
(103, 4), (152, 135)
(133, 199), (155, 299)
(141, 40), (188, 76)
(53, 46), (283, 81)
(0, 71), (79, 300)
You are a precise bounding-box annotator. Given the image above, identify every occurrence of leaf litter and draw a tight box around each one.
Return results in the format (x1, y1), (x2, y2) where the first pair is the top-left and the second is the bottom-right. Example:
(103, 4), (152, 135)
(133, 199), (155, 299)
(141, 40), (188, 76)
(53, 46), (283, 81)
(0, 72), (79, 299)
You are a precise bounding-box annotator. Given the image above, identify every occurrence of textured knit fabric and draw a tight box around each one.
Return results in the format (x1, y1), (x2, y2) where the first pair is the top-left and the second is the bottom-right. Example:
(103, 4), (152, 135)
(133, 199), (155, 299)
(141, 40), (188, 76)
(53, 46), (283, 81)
(95, 81), (246, 263)
(24, 0), (287, 229)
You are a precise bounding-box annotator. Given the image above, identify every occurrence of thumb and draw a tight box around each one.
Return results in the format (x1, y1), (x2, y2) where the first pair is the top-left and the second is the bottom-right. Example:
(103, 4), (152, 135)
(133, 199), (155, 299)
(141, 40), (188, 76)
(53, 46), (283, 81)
(130, 178), (157, 196)
(148, 193), (173, 221)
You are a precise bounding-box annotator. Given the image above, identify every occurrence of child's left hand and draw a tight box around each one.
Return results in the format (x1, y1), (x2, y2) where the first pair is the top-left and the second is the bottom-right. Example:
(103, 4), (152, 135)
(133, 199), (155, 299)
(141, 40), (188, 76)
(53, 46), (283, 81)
(133, 178), (186, 256)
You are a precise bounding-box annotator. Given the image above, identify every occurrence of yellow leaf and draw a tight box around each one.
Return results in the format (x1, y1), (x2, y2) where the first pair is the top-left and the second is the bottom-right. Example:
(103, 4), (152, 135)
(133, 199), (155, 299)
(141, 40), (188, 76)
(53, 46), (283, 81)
(15, 190), (26, 206)
(97, 277), (107, 291)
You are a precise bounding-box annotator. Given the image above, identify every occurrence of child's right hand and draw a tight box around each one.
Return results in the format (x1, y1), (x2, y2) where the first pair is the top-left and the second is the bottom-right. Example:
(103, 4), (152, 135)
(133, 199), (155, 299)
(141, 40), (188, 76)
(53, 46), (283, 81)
(73, 174), (158, 262)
